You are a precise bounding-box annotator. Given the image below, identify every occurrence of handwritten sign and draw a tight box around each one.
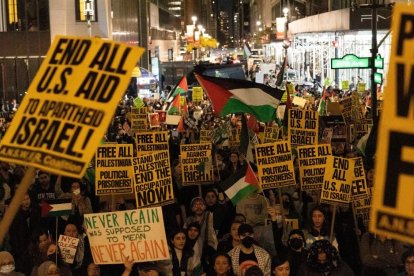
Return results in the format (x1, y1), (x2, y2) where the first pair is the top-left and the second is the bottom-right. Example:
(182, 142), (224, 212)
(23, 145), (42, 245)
(58, 235), (79, 264)
(84, 208), (169, 264)
(0, 36), (144, 177)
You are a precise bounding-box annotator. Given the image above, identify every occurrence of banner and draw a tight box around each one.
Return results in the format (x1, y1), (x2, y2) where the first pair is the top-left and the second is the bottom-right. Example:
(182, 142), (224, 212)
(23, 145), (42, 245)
(0, 36), (143, 177)
(370, 3), (414, 244)
(84, 208), (169, 264)
(351, 157), (369, 201)
(133, 151), (174, 208)
(180, 143), (213, 185)
(263, 126), (283, 143)
(192, 86), (204, 102)
(131, 107), (148, 132)
(288, 109), (318, 146)
(255, 141), (296, 189)
(297, 144), (332, 192)
(58, 235), (79, 264)
(320, 156), (354, 206)
(95, 144), (134, 195)
(135, 131), (169, 155)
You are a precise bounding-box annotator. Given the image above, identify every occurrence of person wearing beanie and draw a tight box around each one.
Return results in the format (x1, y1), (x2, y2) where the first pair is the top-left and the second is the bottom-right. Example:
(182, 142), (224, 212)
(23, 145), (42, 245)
(228, 223), (271, 276)
(298, 240), (354, 276)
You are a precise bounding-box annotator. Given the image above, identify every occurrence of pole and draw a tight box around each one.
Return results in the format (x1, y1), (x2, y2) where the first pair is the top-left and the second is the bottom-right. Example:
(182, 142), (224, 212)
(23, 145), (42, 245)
(329, 205), (337, 243)
(370, 0), (378, 129)
(0, 166), (36, 245)
(334, 33), (339, 88)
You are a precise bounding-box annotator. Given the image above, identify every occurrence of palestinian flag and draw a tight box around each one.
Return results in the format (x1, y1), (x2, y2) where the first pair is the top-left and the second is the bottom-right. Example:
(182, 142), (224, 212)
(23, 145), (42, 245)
(168, 93), (181, 115)
(220, 163), (259, 205)
(40, 199), (72, 217)
(195, 74), (284, 122)
(168, 76), (188, 101)
(318, 86), (327, 116)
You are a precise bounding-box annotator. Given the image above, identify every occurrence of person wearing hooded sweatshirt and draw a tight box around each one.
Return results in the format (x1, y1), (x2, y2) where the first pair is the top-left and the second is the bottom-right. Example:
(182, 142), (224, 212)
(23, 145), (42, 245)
(298, 240), (354, 276)
(0, 251), (24, 276)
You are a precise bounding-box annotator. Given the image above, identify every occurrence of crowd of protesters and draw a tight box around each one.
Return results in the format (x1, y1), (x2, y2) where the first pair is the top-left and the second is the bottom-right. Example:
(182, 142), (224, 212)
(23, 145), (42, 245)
(0, 79), (412, 276)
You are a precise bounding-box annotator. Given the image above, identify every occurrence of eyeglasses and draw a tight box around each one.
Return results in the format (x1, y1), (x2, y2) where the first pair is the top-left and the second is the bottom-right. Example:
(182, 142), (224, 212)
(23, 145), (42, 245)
(240, 233), (254, 238)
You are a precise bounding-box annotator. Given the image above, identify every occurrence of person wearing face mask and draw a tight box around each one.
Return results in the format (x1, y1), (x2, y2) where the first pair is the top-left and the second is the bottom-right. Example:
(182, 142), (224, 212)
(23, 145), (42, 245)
(228, 224), (271, 276)
(55, 177), (93, 215)
(297, 240), (354, 276)
(0, 251), (24, 276)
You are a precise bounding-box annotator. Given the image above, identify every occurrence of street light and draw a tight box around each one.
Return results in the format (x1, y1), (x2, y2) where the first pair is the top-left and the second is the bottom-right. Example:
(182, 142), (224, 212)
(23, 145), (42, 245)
(84, 0), (93, 37)
(191, 16), (197, 26)
(282, 7), (289, 57)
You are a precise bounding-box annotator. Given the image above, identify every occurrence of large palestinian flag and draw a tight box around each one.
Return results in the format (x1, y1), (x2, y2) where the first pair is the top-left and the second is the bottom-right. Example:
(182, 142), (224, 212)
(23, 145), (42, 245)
(195, 74), (284, 122)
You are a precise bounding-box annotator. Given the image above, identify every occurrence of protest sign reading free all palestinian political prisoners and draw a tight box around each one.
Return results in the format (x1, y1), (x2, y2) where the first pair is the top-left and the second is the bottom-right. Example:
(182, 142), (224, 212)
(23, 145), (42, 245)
(351, 157), (369, 201)
(84, 208), (169, 265)
(131, 107), (148, 132)
(288, 109), (318, 146)
(95, 144), (134, 195)
(320, 156), (354, 206)
(297, 144), (332, 192)
(263, 126), (283, 144)
(135, 131), (169, 155)
(370, 3), (414, 244)
(133, 151), (174, 208)
(180, 143), (213, 185)
(0, 37), (143, 177)
(58, 235), (80, 264)
(255, 141), (296, 189)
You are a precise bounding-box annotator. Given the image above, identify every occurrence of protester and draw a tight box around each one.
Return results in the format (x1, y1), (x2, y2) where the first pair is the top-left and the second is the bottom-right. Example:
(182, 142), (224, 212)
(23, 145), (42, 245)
(0, 251), (24, 276)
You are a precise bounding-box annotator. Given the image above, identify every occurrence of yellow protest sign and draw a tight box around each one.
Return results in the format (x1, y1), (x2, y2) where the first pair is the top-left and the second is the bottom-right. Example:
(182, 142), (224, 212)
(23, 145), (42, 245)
(180, 143), (214, 185)
(342, 80), (349, 90)
(192, 86), (204, 102)
(0, 36), (144, 177)
(340, 97), (353, 125)
(228, 127), (241, 148)
(255, 141), (296, 189)
(95, 144), (134, 195)
(287, 83), (295, 94)
(355, 118), (373, 139)
(200, 129), (213, 143)
(370, 3), (414, 244)
(320, 156), (354, 206)
(285, 218), (299, 230)
(357, 82), (366, 93)
(351, 157), (369, 201)
(288, 109), (318, 146)
(84, 208), (169, 264)
(263, 126), (283, 143)
(354, 195), (371, 228)
(133, 151), (174, 208)
(297, 144), (332, 192)
(130, 107), (148, 132)
(135, 131), (169, 155)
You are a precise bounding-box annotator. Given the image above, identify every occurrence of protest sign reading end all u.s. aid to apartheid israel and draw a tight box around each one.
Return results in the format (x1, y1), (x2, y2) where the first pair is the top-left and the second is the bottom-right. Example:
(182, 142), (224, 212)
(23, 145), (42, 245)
(95, 144), (134, 195)
(255, 141), (296, 189)
(0, 36), (144, 178)
(320, 156), (354, 207)
(297, 144), (332, 192)
(133, 150), (174, 208)
(288, 109), (319, 146)
(370, 3), (414, 244)
(135, 131), (169, 155)
(84, 207), (169, 265)
(180, 143), (214, 186)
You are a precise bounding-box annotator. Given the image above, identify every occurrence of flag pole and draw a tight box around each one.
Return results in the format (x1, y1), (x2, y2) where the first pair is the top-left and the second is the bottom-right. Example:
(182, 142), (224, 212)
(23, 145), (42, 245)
(0, 166), (36, 246)
(329, 205), (337, 243)
(277, 188), (287, 242)
(55, 216), (58, 264)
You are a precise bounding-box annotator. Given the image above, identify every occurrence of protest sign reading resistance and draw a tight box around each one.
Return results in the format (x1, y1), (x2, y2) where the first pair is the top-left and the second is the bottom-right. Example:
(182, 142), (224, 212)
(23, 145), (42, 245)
(135, 131), (169, 154)
(58, 235), (80, 264)
(321, 156), (354, 206)
(133, 151), (174, 208)
(288, 109), (319, 146)
(0, 36), (144, 177)
(297, 144), (332, 192)
(351, 157), (369, 201)
(180, 143), (213, 185)
(95, 144), (134, 195)
(370, 3), (414, 244)
(84, 208), (169, 265)
(255, 141), (296, 189)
